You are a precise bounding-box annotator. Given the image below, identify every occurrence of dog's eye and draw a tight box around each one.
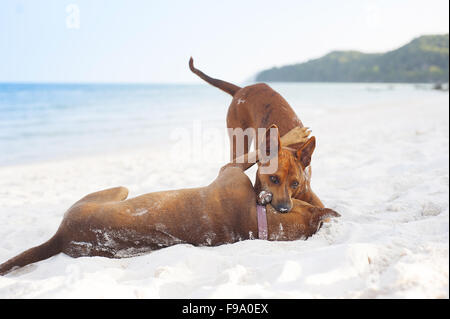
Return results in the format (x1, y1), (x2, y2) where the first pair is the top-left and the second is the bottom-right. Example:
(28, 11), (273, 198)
(292, 181), (299, 189)
(270, 176), (280, 184)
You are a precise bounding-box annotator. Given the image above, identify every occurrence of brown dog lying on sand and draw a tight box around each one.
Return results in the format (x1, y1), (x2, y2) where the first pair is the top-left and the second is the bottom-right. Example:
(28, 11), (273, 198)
(0, 126), (339, 276)
(190, 58), (324, 212)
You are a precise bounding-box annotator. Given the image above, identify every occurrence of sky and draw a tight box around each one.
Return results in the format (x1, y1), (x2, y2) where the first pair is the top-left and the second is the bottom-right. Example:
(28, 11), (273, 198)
(0, 0), (448, 84)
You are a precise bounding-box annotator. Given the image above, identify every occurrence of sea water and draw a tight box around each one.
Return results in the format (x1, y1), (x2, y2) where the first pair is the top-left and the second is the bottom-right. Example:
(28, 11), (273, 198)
(0, 82), (438, 166)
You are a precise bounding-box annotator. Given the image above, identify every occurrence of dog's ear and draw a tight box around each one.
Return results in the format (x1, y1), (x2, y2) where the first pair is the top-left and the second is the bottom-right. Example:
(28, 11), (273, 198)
(308, 206), (341, 233)
(259, 124), (281, 163)
(295, 136), (316, 168)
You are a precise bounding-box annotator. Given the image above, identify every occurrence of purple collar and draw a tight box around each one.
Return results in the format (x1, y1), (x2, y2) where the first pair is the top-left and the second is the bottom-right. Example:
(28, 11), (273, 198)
(256, 204), (268, 240)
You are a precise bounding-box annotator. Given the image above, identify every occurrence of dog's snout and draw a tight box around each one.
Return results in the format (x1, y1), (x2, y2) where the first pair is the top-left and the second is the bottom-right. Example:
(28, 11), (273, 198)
(276, 203), (292, 213)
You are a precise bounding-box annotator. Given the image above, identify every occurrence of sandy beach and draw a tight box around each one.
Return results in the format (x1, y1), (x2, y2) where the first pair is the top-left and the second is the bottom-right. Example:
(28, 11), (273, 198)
(0, 85), (448, 298)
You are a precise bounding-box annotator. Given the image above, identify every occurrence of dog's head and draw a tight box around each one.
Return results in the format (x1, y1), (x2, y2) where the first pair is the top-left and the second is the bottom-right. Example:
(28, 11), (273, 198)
(256, 125), (316, 213)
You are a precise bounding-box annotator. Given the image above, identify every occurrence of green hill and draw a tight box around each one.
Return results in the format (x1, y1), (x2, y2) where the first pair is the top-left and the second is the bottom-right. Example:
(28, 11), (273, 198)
(256, 34), (449, 83)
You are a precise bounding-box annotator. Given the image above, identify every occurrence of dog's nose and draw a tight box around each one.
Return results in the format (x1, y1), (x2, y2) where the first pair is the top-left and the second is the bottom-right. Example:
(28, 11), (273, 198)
(276, 203), (292, 213)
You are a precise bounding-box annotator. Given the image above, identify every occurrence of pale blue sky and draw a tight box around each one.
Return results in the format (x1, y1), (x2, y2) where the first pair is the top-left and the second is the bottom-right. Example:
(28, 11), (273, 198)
(1, 0), (448, 83)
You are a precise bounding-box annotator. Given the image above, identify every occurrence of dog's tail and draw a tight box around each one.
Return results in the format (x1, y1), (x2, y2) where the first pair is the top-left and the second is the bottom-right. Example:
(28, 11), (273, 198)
(189, 57), (241, 97)
(0, 233), (61, 275)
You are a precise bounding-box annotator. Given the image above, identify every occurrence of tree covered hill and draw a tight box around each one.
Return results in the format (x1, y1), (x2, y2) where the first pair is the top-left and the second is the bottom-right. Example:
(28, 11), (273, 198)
(256, 34), (449, 83)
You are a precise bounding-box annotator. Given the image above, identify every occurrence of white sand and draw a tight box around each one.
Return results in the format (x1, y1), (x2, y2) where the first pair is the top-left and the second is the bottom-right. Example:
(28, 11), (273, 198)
(0, 92), (448, 298)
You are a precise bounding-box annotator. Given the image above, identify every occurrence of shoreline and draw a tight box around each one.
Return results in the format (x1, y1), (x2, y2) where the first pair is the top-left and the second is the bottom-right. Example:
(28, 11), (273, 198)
(0, 92), (448, 298)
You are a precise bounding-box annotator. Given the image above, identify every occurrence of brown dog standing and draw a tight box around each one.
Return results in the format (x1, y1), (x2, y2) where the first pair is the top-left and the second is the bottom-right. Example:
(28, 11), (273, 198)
(0, 127), (339, 276)
(189, 58), (324, 211)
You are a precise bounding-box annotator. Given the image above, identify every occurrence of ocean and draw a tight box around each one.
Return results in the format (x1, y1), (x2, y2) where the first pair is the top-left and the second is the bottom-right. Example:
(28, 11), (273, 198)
(0, 82), (439, 166)
(0, 81), (448, 298)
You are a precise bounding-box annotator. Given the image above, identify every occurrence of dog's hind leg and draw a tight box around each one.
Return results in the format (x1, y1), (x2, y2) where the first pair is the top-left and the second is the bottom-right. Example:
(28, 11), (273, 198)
(0, 187), (130, 275)
(73, 186), (129, 205)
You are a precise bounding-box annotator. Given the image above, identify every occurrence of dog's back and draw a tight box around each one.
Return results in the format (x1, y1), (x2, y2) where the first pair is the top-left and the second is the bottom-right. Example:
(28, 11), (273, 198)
(227, 83), (303, 137)
(189, 58), (324, 209)
(189, 58), (303, 143)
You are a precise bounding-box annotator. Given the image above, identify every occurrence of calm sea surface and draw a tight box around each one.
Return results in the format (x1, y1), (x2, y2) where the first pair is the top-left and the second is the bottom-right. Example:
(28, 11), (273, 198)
(0, 82), (438, 166)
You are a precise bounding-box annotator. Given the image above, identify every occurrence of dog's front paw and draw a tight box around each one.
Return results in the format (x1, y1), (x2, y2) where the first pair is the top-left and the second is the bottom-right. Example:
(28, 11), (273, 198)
(281, 127), (311, 146)
(257, 190), (273, 205)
